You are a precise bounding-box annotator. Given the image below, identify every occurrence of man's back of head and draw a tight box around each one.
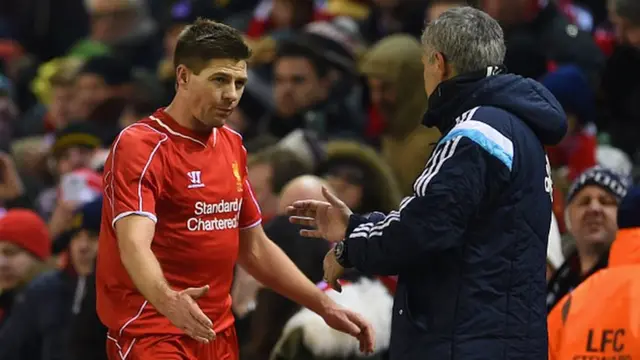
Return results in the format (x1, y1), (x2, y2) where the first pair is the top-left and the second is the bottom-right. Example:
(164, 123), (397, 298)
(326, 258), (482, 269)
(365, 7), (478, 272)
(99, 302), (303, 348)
(421, 6), (506, 76)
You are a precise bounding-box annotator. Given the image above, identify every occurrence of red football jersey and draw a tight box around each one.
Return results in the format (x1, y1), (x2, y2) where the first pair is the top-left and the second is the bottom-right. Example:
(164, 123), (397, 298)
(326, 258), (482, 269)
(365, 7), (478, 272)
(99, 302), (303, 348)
(96, 109), (261, 337)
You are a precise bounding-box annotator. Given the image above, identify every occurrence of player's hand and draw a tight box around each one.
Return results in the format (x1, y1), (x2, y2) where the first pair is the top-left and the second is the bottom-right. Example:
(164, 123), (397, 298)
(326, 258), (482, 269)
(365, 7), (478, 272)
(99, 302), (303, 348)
(287, 186), (352, 243)
(163, 285), (216, 343)
(320, 305), (375, 355)
(323, 249), (345, 293)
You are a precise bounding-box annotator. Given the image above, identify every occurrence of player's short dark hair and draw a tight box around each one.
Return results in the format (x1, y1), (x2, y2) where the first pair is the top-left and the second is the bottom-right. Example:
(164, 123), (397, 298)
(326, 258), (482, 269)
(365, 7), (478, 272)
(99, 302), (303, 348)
(173, 18), (251, 74)
(275, 41), (330, 78)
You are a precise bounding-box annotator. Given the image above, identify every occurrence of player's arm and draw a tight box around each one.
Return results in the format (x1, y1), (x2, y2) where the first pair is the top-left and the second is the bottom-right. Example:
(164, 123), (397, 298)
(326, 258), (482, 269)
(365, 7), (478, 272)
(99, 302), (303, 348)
(343, 133), (511, 275)
(237, 225), (334, 315)
(115, 216), (172, 309)
(107, 128), (214, 341)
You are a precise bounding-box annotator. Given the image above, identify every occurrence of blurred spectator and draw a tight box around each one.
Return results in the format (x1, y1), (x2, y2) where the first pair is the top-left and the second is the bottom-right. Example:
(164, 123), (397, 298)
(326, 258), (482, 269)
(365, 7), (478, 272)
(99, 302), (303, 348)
(71, 55), (133, 121)
(238, 175), (332, 360)
(247, 147), (313, 223)
(542, 65), (597, 183)
(0, 75), (18, 151)
(548, 186), (640, 359)
(318, 140), (401, 214)
(359, 0), (429, 44)
(68, 0), (161, 70)
(359, 34), (440, 196)
(598, 0), (640, 162)
(608, 0), (640, 48)
(17, 58), (84, 139)
(0, 198), (101, 360)
(258, 36), (363, 139)
(480, 0), (605, 87)
(246, 0), (332, 39)
(547, 166), (629, 311)
(0, 209), (51, 333)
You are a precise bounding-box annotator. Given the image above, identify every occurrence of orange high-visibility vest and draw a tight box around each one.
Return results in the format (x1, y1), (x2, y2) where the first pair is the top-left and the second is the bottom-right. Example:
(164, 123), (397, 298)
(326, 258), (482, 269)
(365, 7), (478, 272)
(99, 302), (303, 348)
(548, 228), (640, 360)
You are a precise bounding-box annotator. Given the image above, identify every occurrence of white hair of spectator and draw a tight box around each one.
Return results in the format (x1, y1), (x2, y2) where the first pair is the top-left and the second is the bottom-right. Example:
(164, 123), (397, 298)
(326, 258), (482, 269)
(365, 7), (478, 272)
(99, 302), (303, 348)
(421, 6), (506, 75)
(612, 0), (640, 25)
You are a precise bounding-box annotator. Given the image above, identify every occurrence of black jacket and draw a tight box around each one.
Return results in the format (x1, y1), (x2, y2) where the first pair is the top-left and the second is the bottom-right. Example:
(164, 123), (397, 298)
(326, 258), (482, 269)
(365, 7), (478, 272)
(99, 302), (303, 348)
(342, 67), (567, 359)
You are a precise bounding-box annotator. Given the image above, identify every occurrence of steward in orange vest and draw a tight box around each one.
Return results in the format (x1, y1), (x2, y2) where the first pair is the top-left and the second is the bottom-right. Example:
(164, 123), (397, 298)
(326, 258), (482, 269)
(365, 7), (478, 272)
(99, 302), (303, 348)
(548, 186), (640, 360)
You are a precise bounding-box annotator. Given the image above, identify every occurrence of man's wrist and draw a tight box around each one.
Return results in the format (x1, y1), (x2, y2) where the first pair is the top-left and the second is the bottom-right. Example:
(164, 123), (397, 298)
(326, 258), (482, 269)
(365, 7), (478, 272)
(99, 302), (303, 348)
(334, 240), (353, 268)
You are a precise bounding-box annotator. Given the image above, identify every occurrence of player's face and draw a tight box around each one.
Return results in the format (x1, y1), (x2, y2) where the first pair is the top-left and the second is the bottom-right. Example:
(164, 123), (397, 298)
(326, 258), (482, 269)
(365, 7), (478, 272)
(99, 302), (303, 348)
(567, 185), (618, 250)
(0, 242), (38, 290)
(183, 58), (248, 129)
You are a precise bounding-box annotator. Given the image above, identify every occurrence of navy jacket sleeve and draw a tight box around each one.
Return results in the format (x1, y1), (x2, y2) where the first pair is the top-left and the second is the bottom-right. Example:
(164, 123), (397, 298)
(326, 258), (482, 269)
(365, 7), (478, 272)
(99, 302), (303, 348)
(345, 134), (511, 275)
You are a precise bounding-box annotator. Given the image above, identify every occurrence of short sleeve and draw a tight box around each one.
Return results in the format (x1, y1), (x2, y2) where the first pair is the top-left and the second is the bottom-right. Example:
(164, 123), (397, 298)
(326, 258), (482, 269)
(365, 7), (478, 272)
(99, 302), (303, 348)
(106, 127), (167, 227)
(239, 146), (262, 230)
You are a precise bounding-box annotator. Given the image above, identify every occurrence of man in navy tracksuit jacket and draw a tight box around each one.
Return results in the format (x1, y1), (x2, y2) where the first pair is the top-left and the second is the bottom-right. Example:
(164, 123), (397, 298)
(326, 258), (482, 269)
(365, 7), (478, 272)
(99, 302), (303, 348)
(314, 9), (568, 360)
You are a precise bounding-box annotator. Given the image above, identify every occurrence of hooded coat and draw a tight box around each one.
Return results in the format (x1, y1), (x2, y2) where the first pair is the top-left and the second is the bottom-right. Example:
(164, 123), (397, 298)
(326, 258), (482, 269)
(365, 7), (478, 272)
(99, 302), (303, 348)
(339, 67), (567, 359)
(360, 35), (441, 197)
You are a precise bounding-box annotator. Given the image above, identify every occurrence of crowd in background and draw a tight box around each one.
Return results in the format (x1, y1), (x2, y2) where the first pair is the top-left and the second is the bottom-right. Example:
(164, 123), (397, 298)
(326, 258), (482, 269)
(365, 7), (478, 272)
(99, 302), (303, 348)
(0, 0), (639, 359)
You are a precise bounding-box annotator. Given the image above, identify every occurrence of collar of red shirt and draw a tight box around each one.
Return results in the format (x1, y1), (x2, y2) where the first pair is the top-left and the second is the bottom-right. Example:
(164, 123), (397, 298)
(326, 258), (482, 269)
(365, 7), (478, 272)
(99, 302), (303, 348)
(152, 108), (216, 145)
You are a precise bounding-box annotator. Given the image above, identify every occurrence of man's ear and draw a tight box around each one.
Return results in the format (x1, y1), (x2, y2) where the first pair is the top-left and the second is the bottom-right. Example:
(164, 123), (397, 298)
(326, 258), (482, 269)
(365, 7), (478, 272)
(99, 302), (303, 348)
(176, 65), (191, 90)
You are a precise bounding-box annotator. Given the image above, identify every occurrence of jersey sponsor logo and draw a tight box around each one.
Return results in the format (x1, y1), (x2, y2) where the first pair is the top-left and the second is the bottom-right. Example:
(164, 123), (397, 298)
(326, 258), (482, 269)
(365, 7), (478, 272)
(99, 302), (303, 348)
(187, 199), (242, 231)
(570, 328), (631, 360)
(231, 162), (243, 192)
(187, 170), (204, 189)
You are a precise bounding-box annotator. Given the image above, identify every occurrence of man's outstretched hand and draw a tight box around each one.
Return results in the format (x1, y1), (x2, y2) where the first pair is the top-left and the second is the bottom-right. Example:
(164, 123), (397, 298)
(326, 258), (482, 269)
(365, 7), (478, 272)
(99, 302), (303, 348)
(287, 186), (353, 242)
(161, 285), (216, 343)
(321, 304), (376, 354)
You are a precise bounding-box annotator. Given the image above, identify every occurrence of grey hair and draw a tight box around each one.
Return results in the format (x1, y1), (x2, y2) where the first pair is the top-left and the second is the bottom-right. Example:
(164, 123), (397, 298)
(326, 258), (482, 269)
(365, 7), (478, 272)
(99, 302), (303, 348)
(421, 6), (506, 74)
(612, 0), (640, 25)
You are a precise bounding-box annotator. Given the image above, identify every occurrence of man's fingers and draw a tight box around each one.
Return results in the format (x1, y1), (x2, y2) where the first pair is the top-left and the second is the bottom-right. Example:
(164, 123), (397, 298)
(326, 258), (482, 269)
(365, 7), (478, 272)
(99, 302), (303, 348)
(299, 229), (323, 238)
(289, 216), (315, 227)
(184, 285), (209, 299)
(321, 186), (343, 207)
(347, 312), (375, 353)
(186, 299), (214, 329)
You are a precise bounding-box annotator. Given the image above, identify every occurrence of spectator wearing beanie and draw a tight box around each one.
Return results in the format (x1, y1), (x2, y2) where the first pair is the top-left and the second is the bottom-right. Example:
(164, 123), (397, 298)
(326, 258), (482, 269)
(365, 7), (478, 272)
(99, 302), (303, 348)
(546, 166), (630, 311)
(0, 209), (51, 329)
(548, 186), (640, 359)
(0, 198), (103, 360)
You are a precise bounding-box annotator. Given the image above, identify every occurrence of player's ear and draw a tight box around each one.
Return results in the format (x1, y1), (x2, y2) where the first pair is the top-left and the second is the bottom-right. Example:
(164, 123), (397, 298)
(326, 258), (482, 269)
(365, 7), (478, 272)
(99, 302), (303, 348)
(176, 65), (191, 90)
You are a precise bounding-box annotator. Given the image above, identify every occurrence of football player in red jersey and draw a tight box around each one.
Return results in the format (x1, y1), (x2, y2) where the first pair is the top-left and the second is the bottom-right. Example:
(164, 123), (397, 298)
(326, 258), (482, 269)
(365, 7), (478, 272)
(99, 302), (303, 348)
(96, 18), (374, 360)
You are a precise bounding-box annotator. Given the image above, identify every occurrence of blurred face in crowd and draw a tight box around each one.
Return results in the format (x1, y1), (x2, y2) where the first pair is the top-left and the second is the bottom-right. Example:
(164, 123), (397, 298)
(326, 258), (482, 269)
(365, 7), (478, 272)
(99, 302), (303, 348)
(49, 85), (74, 129)
(73, 73), (111, 119)
(481, 0), (529, 27)
(0, 242), (39, 290)
(274, 56), (329, 118)
(367, 77), (397, 121)
(272, 0), (314, 29)
(88, 0), (139, 44)
(608, 1), (640, 48)
(567, 185), (619, 253)
(324, 174), (363, 210)
(248, 162), (278, 216)
(54, 147), (95, 176)
(69, 230), (99, 276)
(176, 58), (248, 129)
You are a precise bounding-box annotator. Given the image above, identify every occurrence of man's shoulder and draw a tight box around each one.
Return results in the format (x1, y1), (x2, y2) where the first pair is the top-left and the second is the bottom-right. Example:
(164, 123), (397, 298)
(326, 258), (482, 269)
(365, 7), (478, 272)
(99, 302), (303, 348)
(113, 120), (169, 151)
(218, 125), (244, 144)
(451, 106), (516, 142)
